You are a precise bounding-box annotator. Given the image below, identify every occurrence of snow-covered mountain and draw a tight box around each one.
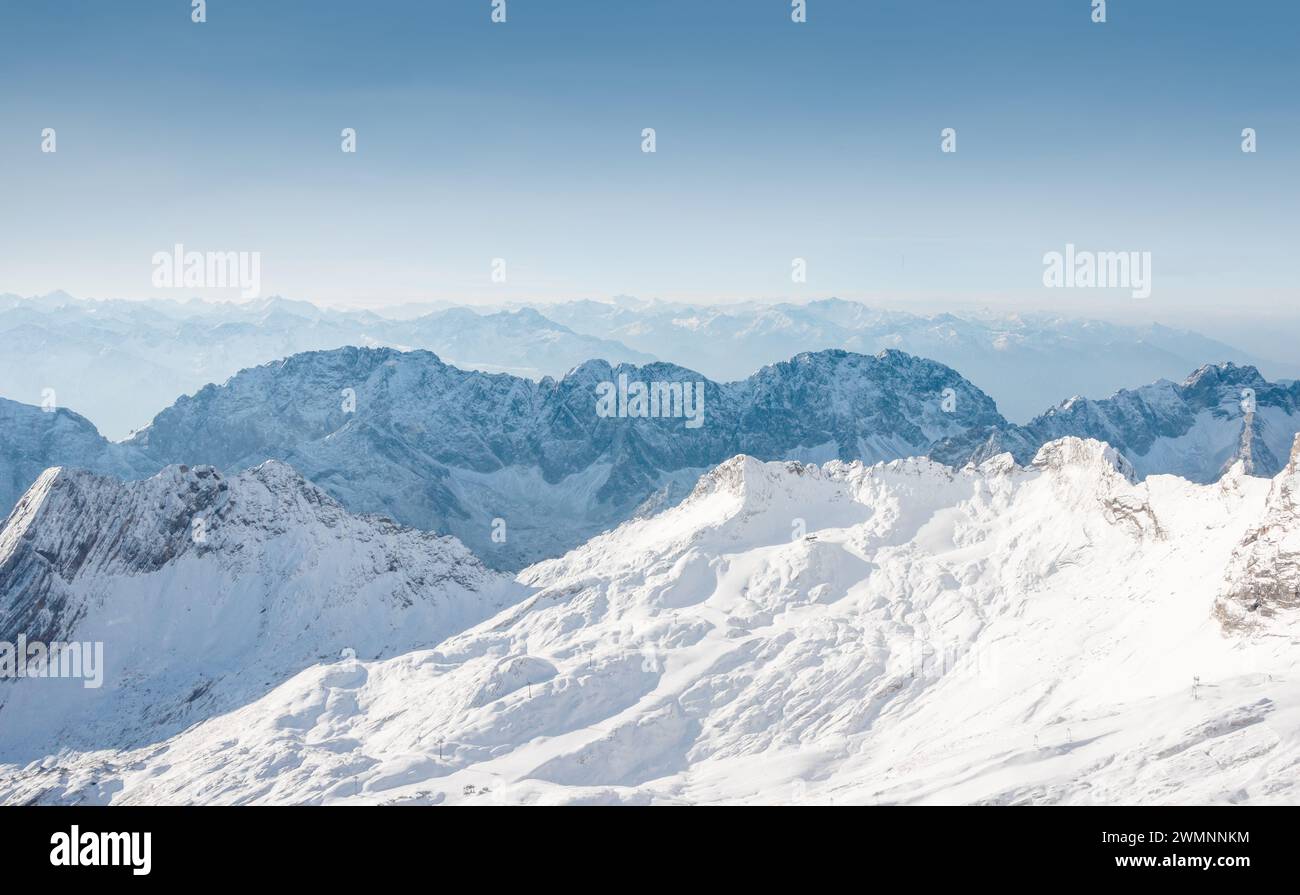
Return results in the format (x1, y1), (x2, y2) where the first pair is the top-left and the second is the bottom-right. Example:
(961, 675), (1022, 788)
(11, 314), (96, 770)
(3, 437), (1295, 804)
(0, 398), (150, 517)
(0, 461), (523, 766)
(541, 296), (1293, 423)
(0, 293), (652, 439)
(7, 341), (1299, 572)
(937, 362), (1300, 483)
(8, 336), (1299, 570)
(122, 346), (1004, 569)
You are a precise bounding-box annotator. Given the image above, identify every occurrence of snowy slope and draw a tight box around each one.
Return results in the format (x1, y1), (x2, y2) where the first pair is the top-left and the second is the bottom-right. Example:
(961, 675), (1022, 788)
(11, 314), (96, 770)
(4, 437), (1296, 805)
(0, 462), (524, 769)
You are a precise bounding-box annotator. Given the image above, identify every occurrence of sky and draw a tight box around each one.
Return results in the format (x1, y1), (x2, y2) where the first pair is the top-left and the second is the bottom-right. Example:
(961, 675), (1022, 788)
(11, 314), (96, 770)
(1, 0), (1296, 323)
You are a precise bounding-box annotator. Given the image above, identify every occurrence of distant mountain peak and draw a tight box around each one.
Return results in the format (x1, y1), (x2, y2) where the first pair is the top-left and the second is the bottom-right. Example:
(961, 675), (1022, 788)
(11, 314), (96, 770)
(1181, 360), (1265, 389)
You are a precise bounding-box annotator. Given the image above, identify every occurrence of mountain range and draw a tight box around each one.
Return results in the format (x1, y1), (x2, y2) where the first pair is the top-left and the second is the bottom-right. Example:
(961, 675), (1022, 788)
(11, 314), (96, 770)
(4, 291), (1293, 439)
(125, 347), (1000, 569)
(2, 436), (1295, 804)
(933, 361), (1300, 483)
(4, 346), (1300, 570)
(0, 292), (652, 439)
(539, 296), (1297, 421)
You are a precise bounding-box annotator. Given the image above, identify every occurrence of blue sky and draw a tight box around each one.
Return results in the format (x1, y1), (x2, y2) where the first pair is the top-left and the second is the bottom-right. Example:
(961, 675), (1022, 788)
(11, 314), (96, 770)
(1, 0), (1296, 316)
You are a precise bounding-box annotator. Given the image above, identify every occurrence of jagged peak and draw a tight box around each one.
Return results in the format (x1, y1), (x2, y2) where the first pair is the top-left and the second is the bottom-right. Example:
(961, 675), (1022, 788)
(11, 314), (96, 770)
(608, 359), (708, 382)
(560, 357), (618, 383)
(276, 344), (439, 370)
(241, 458), (307, 487)
(1030, 437), (1137, 483)
(776, 347), (931, 369)
(187, 345), (439, 390)
(691, 453), (798, 494)
(1181, 361), (1264, 390)
(7, 465), (122, 515)
(974, 450), (1021, 477)
(1218, 457), (1250, 485)
(677, 454), (832, 508)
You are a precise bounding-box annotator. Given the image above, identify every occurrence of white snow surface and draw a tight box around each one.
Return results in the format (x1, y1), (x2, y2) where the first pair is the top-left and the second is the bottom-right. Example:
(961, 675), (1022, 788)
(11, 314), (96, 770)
(2, 437), (1298, 805)
(0, 462), (525, 777)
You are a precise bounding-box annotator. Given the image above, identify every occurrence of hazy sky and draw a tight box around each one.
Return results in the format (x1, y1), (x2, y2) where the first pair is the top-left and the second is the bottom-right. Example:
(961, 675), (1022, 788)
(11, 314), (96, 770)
(1, 0), (1296, 317)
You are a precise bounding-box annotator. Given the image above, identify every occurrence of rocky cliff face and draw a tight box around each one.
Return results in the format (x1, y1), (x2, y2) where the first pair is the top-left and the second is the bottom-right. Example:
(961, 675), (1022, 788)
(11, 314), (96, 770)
(0, 460), (516, 644)
(1216, 434), (1300, 630)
